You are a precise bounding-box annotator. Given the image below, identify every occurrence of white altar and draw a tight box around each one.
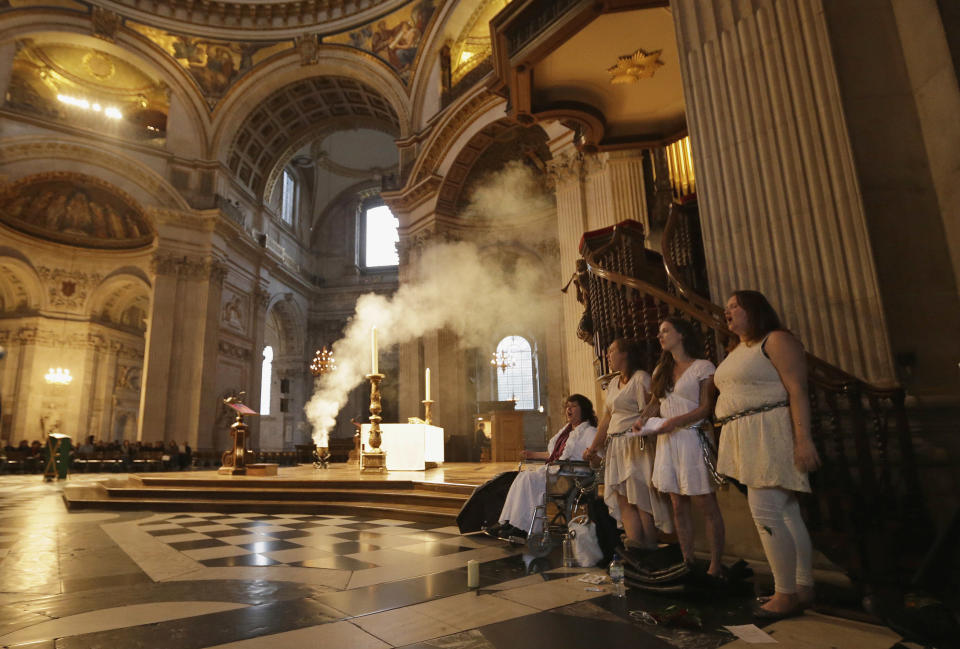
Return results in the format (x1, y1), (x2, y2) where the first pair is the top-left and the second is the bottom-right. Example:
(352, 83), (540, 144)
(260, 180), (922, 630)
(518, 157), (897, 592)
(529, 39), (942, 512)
(359, 423), (444, 471)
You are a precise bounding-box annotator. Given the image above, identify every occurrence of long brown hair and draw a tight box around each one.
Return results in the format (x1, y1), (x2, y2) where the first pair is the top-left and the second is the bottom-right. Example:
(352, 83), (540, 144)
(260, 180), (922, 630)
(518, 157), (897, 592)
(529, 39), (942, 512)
(731, 290), (784, 343)
(611, 337), (644, 380)
(650, 317), (703, 399)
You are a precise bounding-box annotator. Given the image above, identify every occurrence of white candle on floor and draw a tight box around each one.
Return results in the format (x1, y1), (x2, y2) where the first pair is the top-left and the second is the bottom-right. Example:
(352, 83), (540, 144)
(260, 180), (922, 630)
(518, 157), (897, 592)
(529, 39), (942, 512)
(467, 559), (479, 588)
(425, 367), (430, 401)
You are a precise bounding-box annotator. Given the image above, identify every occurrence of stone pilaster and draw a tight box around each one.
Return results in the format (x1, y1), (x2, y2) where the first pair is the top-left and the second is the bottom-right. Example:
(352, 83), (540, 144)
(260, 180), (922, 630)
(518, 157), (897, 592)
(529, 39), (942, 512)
(137, 251), (224, 444)
(671, 0), (896, 384)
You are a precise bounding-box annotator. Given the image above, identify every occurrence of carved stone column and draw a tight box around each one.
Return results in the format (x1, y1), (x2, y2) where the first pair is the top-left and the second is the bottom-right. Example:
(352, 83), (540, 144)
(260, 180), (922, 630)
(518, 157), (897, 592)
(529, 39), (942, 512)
(548, 144), (597, 401)
(137, 251), (224, 444)
(671, 0), (896, 384)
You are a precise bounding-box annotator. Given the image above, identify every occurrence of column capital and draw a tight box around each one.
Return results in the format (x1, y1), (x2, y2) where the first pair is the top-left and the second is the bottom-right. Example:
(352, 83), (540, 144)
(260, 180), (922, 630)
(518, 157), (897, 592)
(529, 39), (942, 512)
(151, 252), (220, 281)
(546, 150), (584, 186)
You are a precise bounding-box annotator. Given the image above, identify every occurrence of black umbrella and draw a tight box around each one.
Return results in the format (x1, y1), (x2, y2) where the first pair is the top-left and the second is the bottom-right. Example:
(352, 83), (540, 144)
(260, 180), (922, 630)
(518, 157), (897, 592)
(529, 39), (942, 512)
(456, 470), (518, 533)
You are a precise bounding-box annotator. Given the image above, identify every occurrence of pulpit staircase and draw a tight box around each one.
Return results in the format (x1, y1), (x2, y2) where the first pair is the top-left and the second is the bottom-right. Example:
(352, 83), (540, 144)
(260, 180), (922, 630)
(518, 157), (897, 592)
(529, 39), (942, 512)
(575, 206), (945, 614)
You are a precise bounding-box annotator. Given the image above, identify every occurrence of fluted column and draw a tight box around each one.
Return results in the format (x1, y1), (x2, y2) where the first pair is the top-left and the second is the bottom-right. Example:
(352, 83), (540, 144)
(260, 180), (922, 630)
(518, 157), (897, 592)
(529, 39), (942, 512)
(584, 150), (649, 232)
(671, 0), (896, 383)
(550, 140), (650, 402)
(549, 146), (596, 401)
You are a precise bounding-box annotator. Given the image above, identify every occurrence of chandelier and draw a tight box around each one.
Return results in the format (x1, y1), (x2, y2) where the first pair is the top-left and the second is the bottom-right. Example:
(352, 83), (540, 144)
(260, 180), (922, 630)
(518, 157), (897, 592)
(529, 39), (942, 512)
(490, 350), (516, 373)
(310, 346), (337, 377)
(45, 367), (73, 385)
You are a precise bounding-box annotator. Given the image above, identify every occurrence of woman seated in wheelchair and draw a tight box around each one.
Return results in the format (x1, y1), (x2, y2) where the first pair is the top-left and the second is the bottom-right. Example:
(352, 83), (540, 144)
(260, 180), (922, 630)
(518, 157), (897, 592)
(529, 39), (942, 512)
(486, 394), (598, 541)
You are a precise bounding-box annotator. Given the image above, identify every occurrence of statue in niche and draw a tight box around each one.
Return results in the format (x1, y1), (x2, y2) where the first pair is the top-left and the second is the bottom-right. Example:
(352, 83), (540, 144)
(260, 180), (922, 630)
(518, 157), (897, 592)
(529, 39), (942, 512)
(222, 295), (245, 331)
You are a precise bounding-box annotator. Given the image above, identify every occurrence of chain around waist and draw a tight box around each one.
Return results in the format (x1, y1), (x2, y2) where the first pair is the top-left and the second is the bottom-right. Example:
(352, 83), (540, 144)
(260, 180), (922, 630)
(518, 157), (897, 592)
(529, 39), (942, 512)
(716, 400), (789, 426)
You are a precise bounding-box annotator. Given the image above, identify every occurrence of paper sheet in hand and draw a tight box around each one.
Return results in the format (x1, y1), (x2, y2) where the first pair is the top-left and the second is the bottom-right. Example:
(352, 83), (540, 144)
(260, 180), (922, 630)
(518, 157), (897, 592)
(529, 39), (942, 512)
(723, 624), (777, 643)
(638, 417), (666, 436)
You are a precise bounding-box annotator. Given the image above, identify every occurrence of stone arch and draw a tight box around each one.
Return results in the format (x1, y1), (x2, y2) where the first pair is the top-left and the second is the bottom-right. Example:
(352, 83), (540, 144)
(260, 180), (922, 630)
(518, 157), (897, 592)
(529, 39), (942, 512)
(0, 20), (210, 155)
(219, 68), (404, 200)
(0, 139), (190, 212)
(403, 87), (506, 190)
(0, 251), (43, 314)
(433, 119), (551, 217)
(87, 271), (152, 331)
(212, 47), (411, 169)
(264, 295), (305, 357)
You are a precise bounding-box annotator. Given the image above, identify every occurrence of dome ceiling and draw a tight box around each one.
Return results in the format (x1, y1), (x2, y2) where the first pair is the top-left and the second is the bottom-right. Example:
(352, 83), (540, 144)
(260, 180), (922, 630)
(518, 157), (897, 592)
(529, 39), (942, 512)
(87, 0), (412, 40)
(6, 39), (169, 139)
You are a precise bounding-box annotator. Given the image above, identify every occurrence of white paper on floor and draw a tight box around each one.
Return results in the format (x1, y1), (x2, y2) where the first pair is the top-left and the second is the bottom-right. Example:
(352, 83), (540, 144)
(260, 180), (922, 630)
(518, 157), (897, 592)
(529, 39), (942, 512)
(723, 624), (777, 643)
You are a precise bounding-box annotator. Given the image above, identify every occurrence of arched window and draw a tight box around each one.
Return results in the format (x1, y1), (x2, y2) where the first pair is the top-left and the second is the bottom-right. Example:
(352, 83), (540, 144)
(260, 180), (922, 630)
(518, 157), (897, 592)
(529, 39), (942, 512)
(260, 345), (274, 416)
(495, 335), (537, 410)
(280, 170), (295, 226)
(362, 204), (399, 268)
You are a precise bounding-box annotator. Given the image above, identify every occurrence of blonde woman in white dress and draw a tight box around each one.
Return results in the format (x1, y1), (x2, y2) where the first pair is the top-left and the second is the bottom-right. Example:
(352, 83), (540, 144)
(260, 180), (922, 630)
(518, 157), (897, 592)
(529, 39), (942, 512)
(584, 338), (672, 549)
(634, 317), (725, 578)
(715, 290), (820, 619)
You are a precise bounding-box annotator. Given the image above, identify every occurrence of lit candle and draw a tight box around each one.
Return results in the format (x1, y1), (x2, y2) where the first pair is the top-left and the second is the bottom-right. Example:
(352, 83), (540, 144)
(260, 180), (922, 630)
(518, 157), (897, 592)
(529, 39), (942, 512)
(371, 326), (378, 374)
(425, 367), (431, 401)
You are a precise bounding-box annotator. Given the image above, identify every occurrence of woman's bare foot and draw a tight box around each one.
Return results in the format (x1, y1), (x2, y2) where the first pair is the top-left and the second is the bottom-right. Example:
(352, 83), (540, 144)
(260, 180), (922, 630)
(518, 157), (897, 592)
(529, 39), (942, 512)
(758, 592), (799, 614)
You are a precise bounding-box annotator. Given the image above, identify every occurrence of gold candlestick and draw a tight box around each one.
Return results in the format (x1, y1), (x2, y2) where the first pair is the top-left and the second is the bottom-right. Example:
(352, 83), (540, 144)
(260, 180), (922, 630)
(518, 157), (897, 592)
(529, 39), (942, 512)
(362, 373), (386, 471)
(422, 399), (434, 425)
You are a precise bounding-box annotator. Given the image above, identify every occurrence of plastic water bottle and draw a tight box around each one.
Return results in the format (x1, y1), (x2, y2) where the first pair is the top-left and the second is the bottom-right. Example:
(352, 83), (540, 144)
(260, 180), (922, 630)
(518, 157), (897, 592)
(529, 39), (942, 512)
(609, 553), (625, 597)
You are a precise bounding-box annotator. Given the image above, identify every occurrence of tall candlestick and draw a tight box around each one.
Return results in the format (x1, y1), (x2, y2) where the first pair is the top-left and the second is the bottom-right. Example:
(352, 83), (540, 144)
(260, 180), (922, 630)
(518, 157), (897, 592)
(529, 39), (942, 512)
(425, 367), (430, 401)
(371, 326), (378, 375)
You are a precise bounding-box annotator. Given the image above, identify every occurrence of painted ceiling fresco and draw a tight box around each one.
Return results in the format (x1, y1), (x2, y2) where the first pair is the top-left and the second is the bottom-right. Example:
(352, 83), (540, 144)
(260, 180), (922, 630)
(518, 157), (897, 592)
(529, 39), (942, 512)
(127, 22), (289, 107)
(0, 174), (155, 249)
(324, 0), (436, 84)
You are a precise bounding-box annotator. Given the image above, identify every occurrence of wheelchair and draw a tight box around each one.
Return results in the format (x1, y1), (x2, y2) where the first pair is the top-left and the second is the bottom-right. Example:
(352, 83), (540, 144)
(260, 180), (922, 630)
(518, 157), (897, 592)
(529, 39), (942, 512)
(523, 459), (602, 558)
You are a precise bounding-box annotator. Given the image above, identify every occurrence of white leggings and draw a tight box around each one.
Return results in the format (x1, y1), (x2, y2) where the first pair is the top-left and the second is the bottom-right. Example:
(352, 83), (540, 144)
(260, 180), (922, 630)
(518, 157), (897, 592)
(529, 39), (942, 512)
(747, 487), (814, 594)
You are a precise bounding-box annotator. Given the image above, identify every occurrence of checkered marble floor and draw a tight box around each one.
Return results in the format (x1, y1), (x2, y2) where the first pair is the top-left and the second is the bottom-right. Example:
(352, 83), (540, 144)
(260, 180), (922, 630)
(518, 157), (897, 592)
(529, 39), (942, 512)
(139, 512), (482, 570)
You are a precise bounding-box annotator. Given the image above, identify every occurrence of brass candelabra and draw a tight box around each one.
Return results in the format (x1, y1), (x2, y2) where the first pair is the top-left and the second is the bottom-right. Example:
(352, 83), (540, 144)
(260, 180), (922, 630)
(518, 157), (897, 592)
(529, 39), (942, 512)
(309, 347), (336, 465)
(422, 399), (434, 425)
(310, 346), (336, 377)
(362, 373), (386, 471)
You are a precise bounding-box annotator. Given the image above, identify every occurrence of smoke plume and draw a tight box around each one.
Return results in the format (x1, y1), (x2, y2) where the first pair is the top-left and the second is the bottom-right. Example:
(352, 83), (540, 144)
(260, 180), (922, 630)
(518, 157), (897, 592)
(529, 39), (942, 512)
(305, 161), (555, 446)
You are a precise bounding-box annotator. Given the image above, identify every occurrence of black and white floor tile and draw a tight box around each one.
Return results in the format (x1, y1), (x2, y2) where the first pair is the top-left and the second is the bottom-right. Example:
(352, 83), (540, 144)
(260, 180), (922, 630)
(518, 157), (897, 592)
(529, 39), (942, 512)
(0, 474), (917, 649)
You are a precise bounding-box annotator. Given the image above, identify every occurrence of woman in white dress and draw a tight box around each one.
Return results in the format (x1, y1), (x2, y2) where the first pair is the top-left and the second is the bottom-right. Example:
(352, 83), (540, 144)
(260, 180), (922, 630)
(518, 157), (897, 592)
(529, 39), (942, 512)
(635, 317), (725, 577)
(584, 338), (672, 549)
(492, 394), (598, 539)
(715, 290), (820, 619)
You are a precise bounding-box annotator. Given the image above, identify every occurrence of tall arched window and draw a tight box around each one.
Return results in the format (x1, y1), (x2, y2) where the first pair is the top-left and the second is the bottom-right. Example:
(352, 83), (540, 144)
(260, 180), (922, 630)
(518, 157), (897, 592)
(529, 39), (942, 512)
(495, 335), (537, 410)
(260, 345), (274, 415)
(280, 170), (295, 226)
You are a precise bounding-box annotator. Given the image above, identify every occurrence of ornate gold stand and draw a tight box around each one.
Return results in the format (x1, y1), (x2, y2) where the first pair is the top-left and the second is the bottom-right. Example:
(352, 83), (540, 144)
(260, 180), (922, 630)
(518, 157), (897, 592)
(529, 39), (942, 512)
(362, 373), (386, 471)
(219, 410), (249, 475)
(422, 399), (434, 425)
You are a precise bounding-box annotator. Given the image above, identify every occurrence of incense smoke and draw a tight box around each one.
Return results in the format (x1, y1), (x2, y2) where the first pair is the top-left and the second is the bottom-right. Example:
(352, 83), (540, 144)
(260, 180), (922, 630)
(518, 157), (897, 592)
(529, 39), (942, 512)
(305, 161), (555, 446)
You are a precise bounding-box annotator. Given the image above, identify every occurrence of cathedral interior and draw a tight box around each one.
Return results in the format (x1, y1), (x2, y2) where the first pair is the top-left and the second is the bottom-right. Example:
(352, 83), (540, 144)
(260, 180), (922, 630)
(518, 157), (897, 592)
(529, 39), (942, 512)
(0, 0), (958, 647)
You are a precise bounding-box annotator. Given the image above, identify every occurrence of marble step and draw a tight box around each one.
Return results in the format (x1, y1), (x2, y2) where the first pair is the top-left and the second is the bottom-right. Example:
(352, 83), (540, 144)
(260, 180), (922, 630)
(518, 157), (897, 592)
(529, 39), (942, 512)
(101, 485), (469, 508)
(62, 488), (462, 524)
(132, 475), (477, 495)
